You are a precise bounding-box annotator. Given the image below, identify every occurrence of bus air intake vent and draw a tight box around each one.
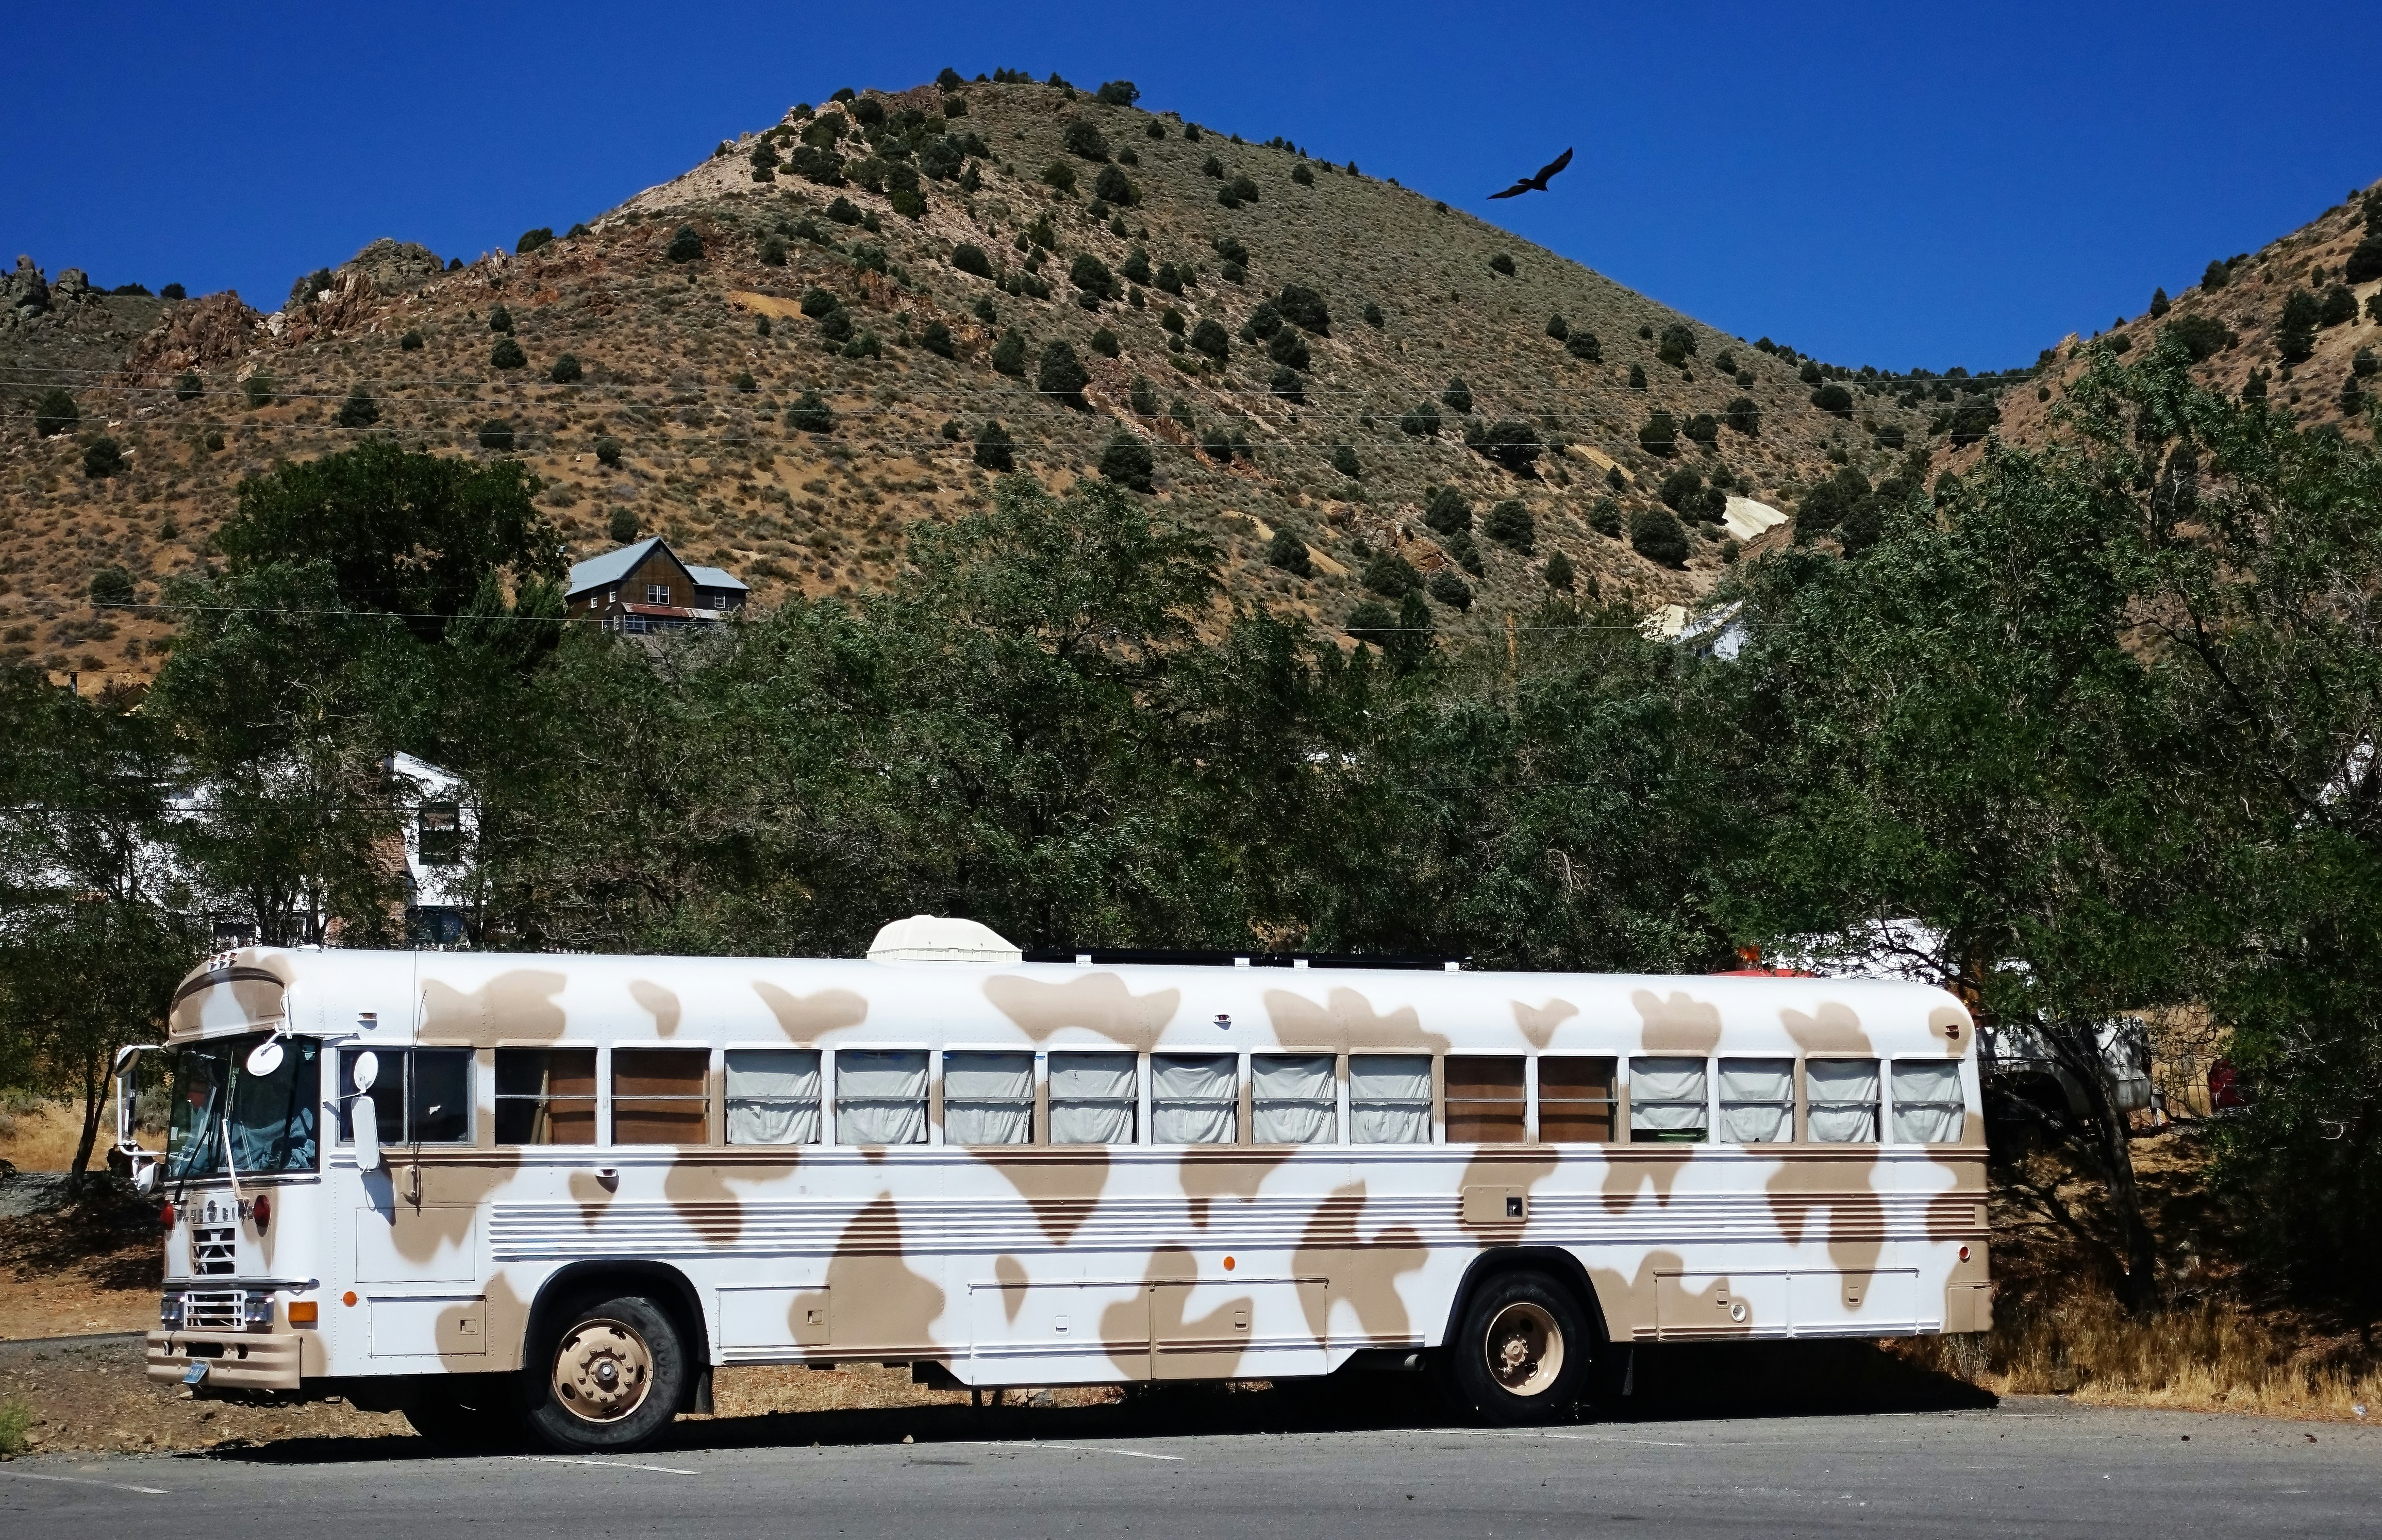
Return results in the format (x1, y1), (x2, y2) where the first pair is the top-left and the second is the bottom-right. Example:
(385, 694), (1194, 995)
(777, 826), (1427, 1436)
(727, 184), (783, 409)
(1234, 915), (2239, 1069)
(191, 1225), (237, 1276)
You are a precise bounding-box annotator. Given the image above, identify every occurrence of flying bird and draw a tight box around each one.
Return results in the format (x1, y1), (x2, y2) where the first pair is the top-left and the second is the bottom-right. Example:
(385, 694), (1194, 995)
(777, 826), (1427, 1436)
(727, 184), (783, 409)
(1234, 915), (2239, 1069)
(1488, 147), (1573, 200)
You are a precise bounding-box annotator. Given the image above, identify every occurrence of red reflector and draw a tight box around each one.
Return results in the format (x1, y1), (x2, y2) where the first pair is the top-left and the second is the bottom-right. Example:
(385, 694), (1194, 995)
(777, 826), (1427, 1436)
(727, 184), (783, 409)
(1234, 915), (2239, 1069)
(1958, 1245), (1972, 1262)
(160, 1201), (176, 1228)
(253, 1193), (271, 1230)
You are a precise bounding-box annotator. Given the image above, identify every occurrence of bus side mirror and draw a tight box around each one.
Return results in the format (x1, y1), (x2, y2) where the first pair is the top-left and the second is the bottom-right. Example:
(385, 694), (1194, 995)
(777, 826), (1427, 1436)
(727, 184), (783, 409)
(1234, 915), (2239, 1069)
(353, 1090), (382, 1172)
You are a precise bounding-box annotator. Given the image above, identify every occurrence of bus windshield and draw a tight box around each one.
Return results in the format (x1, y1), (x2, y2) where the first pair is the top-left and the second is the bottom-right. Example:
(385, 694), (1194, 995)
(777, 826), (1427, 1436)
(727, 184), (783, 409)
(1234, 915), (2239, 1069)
(165, 1034), (322, 1182)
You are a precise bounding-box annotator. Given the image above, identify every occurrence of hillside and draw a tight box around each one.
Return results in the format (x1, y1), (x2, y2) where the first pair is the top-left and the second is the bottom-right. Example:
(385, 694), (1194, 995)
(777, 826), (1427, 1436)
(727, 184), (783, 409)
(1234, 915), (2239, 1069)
(1, 76), (1952, 683)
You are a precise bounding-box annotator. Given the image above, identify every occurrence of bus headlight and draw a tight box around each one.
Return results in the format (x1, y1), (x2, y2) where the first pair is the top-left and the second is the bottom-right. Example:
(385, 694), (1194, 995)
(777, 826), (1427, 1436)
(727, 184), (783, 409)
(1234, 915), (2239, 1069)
(160, 1292), (186, 1329)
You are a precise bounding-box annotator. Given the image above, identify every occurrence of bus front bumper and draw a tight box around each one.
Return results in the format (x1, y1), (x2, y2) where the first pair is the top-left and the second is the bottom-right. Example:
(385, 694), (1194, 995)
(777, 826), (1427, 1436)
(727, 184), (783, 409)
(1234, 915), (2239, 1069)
(147, 1329), (304, 1393)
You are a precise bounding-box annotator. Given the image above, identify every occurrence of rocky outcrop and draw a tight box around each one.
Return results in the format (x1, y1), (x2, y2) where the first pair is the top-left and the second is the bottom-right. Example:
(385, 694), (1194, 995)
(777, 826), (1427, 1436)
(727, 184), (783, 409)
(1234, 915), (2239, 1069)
(5, 256), (49, 313)
(349, 238), (446, 296)
(120, 291), (264, 384)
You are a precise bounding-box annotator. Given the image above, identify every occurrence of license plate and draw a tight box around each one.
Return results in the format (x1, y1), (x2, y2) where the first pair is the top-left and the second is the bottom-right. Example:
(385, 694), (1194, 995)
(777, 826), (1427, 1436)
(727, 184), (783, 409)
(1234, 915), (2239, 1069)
(181, 1362), (209, 1385)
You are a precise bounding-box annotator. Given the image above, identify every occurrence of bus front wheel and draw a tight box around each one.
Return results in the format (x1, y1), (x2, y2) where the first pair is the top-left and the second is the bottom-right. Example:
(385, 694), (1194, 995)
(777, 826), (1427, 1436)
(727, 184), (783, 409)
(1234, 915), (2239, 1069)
(1443, 1269), (1589, 1424)
(526, 1293), (689, 1453)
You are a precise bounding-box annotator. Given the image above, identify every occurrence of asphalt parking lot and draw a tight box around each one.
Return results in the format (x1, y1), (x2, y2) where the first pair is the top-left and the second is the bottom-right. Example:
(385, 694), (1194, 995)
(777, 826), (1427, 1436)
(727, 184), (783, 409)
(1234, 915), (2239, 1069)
(5, 1393), (2377, 1539)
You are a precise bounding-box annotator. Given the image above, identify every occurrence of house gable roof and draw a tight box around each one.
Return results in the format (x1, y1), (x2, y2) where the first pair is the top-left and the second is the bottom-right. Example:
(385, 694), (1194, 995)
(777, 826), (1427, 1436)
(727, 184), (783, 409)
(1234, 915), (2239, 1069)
(567, 537), (685, 599)
(686, 564), (748, 593)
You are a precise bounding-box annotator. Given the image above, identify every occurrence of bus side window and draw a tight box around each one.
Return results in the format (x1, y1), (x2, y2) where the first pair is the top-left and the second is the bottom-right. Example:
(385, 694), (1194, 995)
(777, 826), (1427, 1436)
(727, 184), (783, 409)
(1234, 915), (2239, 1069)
(1717, 1058), (1794, 1144)
(613, 1048), (711, 1145)
(1538, 1057), (1617, 1143)
(1446, 1056), (1525, 1143)
(1050, 1052), (1137, 1144)
(1348, 1054), (1431, 1144)
(495, 1049), (597, 1144)
(1890, 1060), (1964, 1143)
(944, 1051), (1034, 1145)
(1151, 1053), (1237, 1144)
(1807, 1058), (1880, 1143)
(339, 1049), (405, 1144)
(1251, 1054), (1336, 1144)
(836, 1050), (929, 1146)
(1628, 1057), (1708, 1143)
(725, 1049), (821, 1145)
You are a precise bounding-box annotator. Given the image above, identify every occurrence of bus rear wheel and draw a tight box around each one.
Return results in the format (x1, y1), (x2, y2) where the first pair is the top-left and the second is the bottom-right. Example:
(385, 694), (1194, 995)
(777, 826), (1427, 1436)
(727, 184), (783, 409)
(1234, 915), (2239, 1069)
(1443, 1269), (1590, 1424)
(526, 1294), (688, 1453)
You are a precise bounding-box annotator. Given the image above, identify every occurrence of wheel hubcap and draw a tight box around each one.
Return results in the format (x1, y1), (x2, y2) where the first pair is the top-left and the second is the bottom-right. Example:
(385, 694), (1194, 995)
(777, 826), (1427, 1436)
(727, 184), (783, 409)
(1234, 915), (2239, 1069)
(1484, 1301), (1563, 1396)
(553, 1318), (653, 1423)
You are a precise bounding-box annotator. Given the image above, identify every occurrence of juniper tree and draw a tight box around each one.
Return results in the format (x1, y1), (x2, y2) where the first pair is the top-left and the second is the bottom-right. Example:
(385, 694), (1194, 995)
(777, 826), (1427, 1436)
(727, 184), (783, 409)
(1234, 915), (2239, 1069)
(336, 388), (379, 428)
(973, 420), (1014, 470)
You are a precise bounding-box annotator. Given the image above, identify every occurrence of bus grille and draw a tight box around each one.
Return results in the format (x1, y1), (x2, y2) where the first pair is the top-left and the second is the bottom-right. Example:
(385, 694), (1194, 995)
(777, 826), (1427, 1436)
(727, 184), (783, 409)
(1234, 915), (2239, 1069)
(182, 1290), (260, 1329)
(191, 1225), (237, 1276)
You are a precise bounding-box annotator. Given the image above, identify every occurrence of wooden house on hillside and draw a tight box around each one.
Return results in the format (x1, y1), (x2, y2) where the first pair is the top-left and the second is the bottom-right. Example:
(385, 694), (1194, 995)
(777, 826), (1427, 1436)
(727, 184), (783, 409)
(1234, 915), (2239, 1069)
(565, 537), (748, 633)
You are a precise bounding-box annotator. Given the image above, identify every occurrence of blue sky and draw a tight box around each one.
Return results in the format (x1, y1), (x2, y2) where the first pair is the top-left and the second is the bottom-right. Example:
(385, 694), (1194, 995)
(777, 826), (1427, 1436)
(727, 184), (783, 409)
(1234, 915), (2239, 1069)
(5, 2), (2374, 372)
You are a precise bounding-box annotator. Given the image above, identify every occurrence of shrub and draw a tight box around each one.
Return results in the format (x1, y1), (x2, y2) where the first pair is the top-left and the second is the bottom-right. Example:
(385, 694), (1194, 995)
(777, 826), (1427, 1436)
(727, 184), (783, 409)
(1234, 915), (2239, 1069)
(1042, 160), (1078, 193)
(1268, 327), (1310, 371)
(1562, 330), (1602, 363)
(991, 329), (1028, 376)
(490, 337), (527, 370)
(1683, 413), (1719, 447)
(851, 95), (885, 127)
(1189, 319), (1230, 362)
(1096, 80), (1140, 106)
(819, 309), (855, 344)
(1810, 382), (1853, 418)
(1441, 377), (1472, 413)
(1331, 444), (1361, 478)
(1345, 599), (1397, 650)
(244, 373), (278, 409)
(1159, 306), (1185, 336)
(202, 429), (224, 452)
(161, 282), (186, 299)
(549, 353), (584, 384)
(826, 196), (862, 225)
(2355, 346), (2378, 379)
(88, 564), (135, 606)
(1038, 340), (1091, 406)
(1227, 175), (1260, 205)
(1070, 253), (1119, 300)
(850, 242), (889, 275)
(801, 288), (841, 318)
(1658, 323), (1696, 365)
(1543, 549), (1575, 591)
(1270, 366), (1306, 404)
(1423, 486), (1472, 534)
(33, 388), (78, 436)
(1244, 299), (1284, 341)
(1488, 253), (1515, 276)
(1362, 301), (1384, 328)
(1627, 363), (1647, 390)
(170, 371), (204, 403)
(1427, 568), (1473, 610)
(1546, 314), (1569, 341)
(517, 227), (554, 254)
(2341, 373), (2367, 416)
(1798, 359), (1823, 384)
(1292, 162), (1314, 186)
(1218, 260), (1246, 283)
(596, 436), (622, 467)
(951, 242), (993, 279)
(1093, 164), (1139, 205)
(486, 305), (514, 334)
(920, 320), (955, 357)
(667, 225), (705, 262)
(1482, 498), (1535, 553)
(1272, 284), (1327, 337)
(81, 436), (124, 477)
(974, 295), (1000, 327)
(1266, 528), (1313, 577)
(1145, 119), (1167, 139)
(2277, 289), (2320, 363)
(1719, 396), (1761, 436)
(1590, 497), (1624, 537)
(2347, 236), (2382, 286)
(786, 390), (835, 433)
(1128, 374), (1158, 415)
(2164, 312), (2235, 362)
(604, 507), (639, 543)
(1098, 429), (1155, 491)
(1063, 120), (1110, 161)
(1658, 467), (1704, 512)
(1796, 466), (1870, 535)
(476, 419), (516, 451)
(2202, 258), (2229, 290)
(1400, 400), (1442, 437)
(2147, 286), (2171, 319)
(1362, 550), (1422, 596)
(938, 66), (965, 90)
(757, 234), (789, 268)
(336, 387), (380, 428)
(732, 370), (757, 393)
(398, 329), (423, 351)
(2242, 367), (2269, 403)
(1090, 327), (1120, 358)
(1605, 466), (1625, 491)
(841, 330), (881, 360)
(1639, 410), (1678, 457)
(973, 420), (1015, 470)
(1630, 507), (1688, 566)
(1476, 419), (1539, 473)
(1119, 248), (1153, 287)
(1947, 402), (2001, 447)
(2319, 284), (2358, 328)
(1202, 154), (1224, 178)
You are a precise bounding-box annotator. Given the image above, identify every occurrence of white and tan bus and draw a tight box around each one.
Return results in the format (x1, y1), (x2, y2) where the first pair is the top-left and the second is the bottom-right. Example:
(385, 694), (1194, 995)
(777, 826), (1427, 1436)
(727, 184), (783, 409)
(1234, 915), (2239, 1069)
(123, 916), (1990, 1452)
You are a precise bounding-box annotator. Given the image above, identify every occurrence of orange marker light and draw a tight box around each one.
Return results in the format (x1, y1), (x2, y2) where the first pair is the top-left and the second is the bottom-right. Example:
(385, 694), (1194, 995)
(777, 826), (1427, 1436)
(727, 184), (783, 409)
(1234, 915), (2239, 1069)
(341, 1291), (358, 1307)
(1223, 1256), (1236, 1271)
(289, 1300), (319, 1325)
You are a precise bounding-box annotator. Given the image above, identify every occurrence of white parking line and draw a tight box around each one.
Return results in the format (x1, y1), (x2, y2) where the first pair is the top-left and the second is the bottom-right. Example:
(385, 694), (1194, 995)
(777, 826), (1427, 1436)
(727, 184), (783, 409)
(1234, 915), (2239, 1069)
(975, 1441), (1185, 1462)
(518, 1455), (698, 1476)
(0, 1470), (171, 1495)
(1541, 1434), (1693, 1447)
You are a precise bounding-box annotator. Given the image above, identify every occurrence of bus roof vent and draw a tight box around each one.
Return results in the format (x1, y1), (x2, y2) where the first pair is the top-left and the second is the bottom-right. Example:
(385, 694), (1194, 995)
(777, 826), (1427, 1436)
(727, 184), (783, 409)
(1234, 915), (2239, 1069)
(867, 915), (1023, 966)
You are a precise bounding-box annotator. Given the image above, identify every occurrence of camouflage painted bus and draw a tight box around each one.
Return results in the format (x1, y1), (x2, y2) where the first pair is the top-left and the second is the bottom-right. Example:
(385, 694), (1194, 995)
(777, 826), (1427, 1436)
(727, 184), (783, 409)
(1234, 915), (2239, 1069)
(124, 916), (1991, 1452)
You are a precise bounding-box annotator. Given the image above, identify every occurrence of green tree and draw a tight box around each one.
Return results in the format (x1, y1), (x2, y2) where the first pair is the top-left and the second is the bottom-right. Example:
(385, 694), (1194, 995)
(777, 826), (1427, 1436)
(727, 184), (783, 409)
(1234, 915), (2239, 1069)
(337, 387), (380, 428)
(973, 420), (1015, 471)
(1038, 340), (1091, 406)
(608, 508), (639, 544)
(1543, 549), (1575, 591)
(1477, 420), (1539, 474)
(1427, 568), (1473, 610)
(1100, 430), (1155, 492)
(2276, 289), (2320, 363)
(1483, 499), (1535, 553)
(1267, 528), (1314, 577)
(490, 337), (527, 370)
(991, 329), (1028, 376)
(1441, 377), (1472, 413)
(787, 390), (835, 433)
(81, 437), (124, 478)
(1629, 506), (1688, 565)
(1189, 319), (1229, 362)
(1331, 444), (1361, 479)
(1639, 410), (1678, 458)
(32, 388), (77, 437)
(667, 225), (705, 262)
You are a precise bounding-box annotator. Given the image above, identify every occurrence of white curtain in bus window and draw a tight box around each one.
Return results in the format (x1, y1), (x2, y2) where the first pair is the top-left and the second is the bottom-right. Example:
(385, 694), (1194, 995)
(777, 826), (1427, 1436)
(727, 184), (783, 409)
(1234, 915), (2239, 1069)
(1717, 1058), (1795, 1144)
(1348, 1054), (1431, 1144)
(725, 1050), (821, 1145)
(1252, 1054), (1336, 1144)
(1807, 1058), (1881, 1142)
(1152, 1053), (1237, 1144)
(944, 1051), (1034, 1145)
(494, 1049), (597, 1144)
(1891, 1059), (1966, 1143)
(1628, 1057), (1709, 1142)
(1049, 1052), (1137, 1145)
(836, 1049), (928, 1145)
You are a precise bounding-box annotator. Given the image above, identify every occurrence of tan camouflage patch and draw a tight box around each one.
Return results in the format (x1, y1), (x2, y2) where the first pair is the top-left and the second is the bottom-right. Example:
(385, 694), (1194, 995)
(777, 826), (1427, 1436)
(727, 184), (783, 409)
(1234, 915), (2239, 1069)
(982, 972), (1182, 1046)
(1260, 986), (1450, 1054)
(421, 969), (570, 1043)
(1631, 989), (1723, 1053)
(629, 979), (682, 1037)
(1293, 1181), (1426, 1346)
(752, 981), (870, 1039)
(1512, 997), (1580, 1049)
(786, 1194), (946, 1357)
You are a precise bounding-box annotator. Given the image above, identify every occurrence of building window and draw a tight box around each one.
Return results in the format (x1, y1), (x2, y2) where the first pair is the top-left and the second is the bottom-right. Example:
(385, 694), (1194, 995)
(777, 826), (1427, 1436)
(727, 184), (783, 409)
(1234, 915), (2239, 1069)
(1151, 1053), (1237, 1144)
(612, 1048), (709, 1144)
(836, 1049), (928, 1145)
(494, 1049), (596, 1144)
(1717, 1057), (1794, 1143)
(647, 582), (671, 605)
(339, 1048), (473, 1145)
(417, 801), (461, 866)
(725, 1049), (820, 1144)
(1348, 1054), (1431, 1144)
(1445, 1055), (1525, 1142)
(1048, 1051), (1136, 1144)
(1251, 1053), (1336, 1144)
(1807, 1058), (1881, 1143)
(943, 1051), (1033, 1145)
(625, 615), (648, 634)
(712, 593), (728, 610)
(1891, 1060), (1964, 1143)
(1629, 1057), (1708, 1143)
(1538, 1057), (1618, 1142)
